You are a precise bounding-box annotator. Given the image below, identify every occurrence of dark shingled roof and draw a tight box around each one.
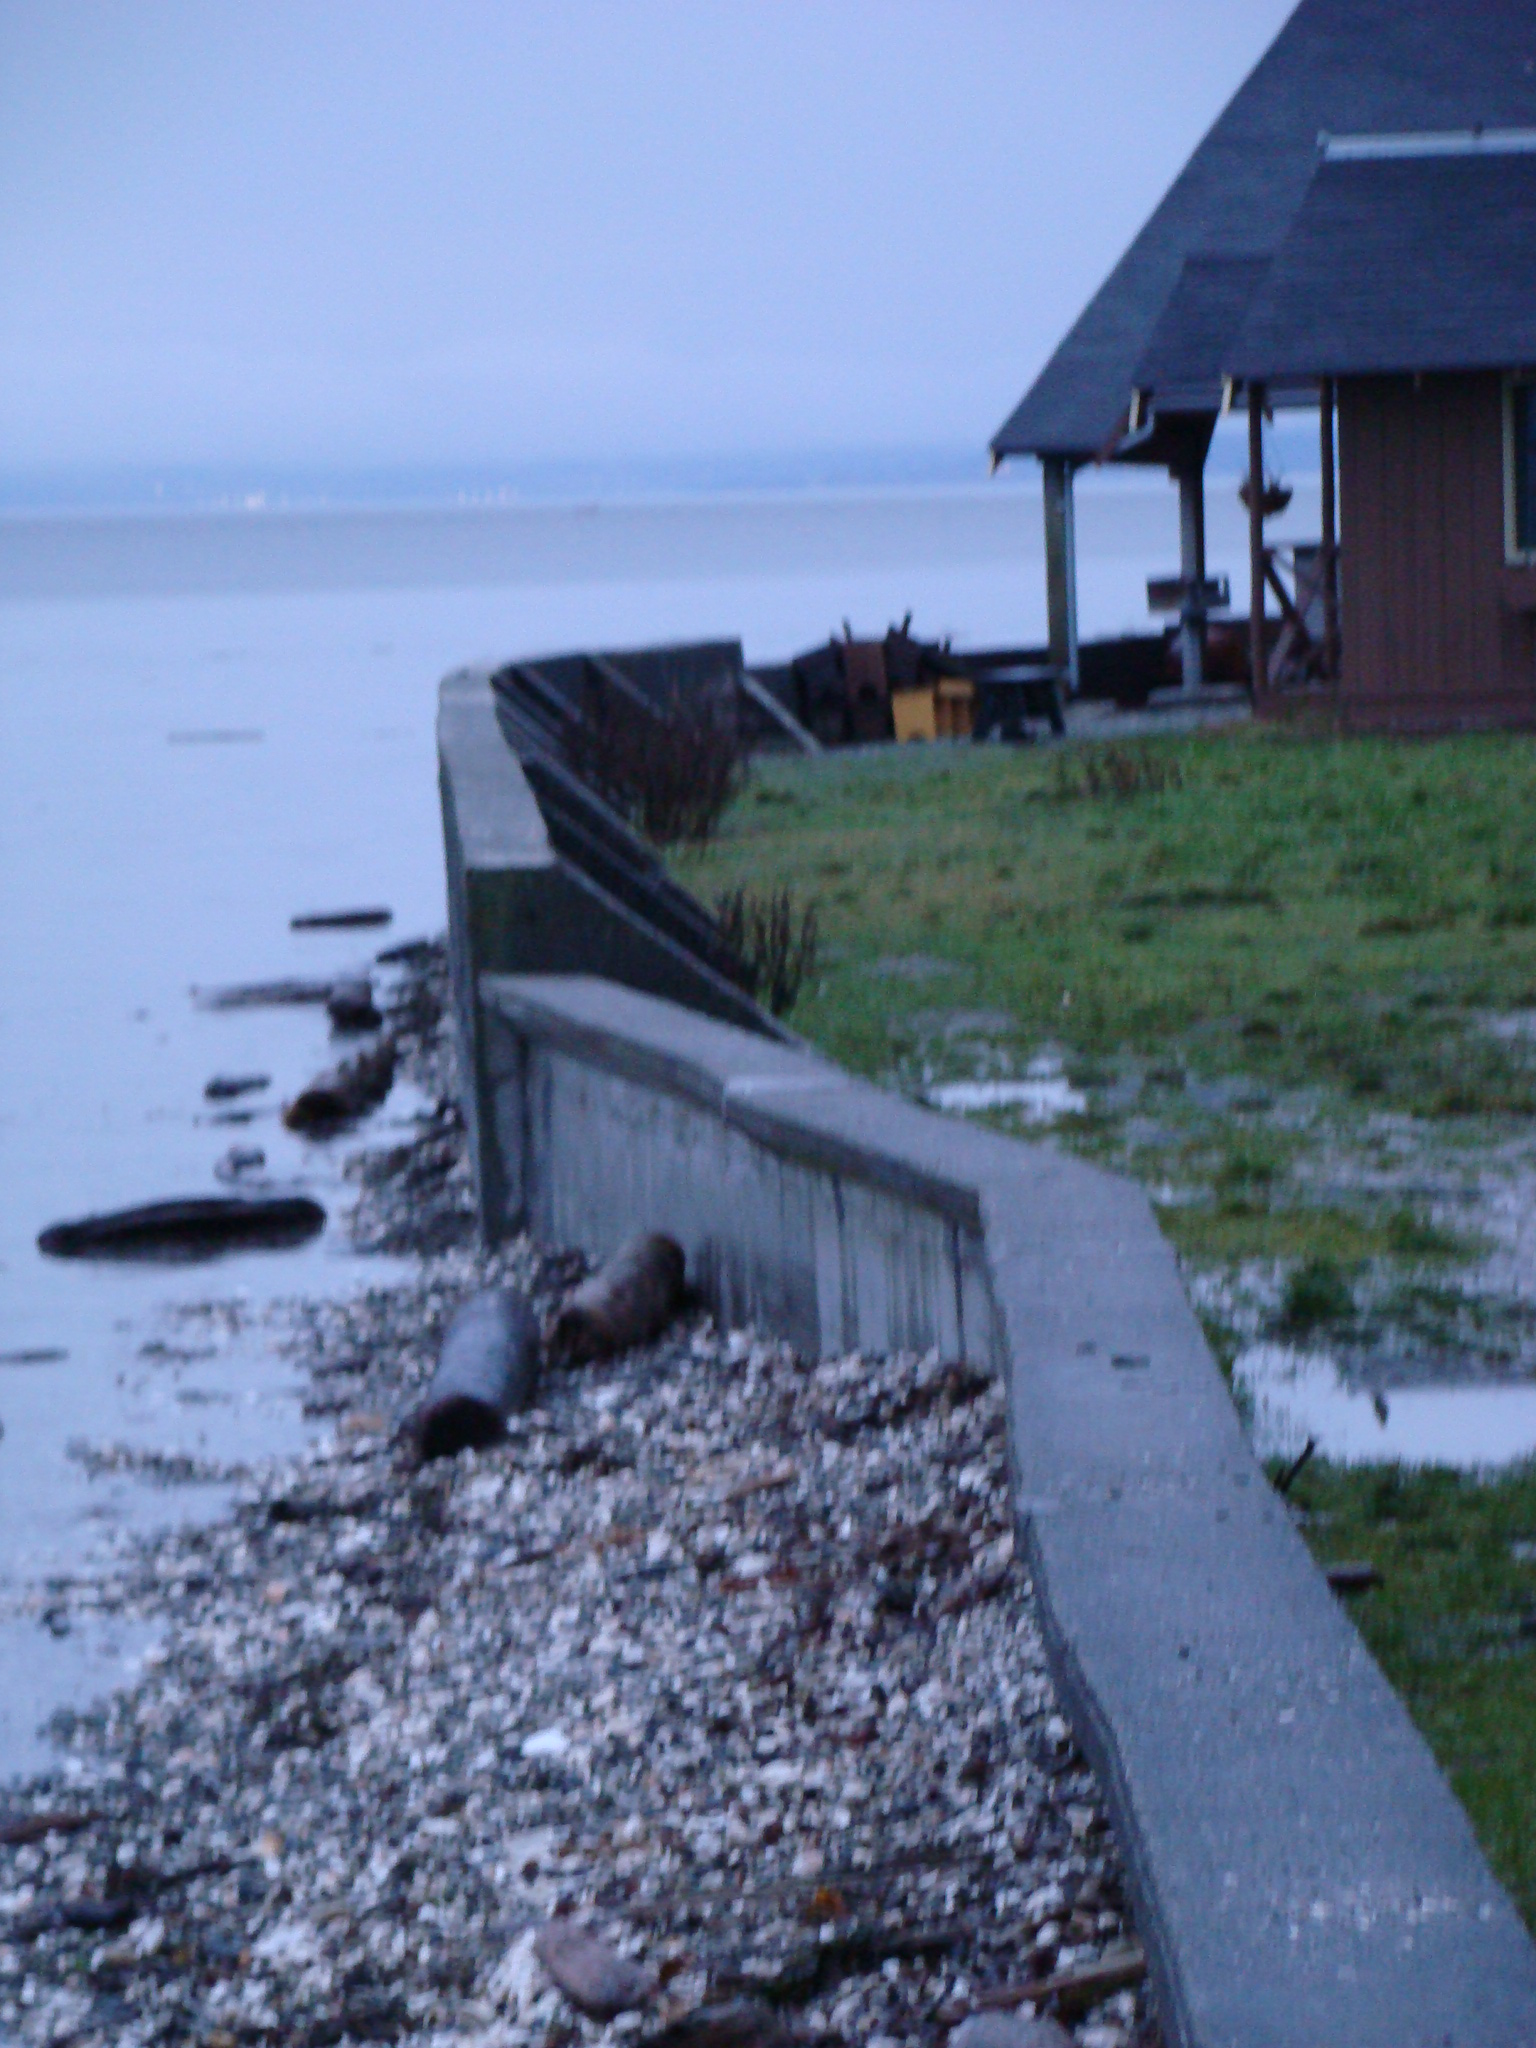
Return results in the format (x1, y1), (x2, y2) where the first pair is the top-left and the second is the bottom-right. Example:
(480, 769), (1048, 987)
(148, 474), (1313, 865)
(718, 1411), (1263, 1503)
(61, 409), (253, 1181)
(991, 0), (1536, 463)
(1132, 255), (1271, 414)
(1228, 144), (1536, 380)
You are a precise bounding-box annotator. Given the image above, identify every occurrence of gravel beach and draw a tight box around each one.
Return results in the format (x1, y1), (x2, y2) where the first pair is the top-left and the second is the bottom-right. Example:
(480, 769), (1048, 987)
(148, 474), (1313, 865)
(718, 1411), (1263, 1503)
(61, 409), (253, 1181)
(0, 953), (1158, 2048)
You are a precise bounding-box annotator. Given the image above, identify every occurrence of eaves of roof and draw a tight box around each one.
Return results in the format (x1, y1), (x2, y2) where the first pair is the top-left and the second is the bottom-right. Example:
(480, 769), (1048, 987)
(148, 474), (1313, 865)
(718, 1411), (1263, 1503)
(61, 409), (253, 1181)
(990, 0), (1536, 465)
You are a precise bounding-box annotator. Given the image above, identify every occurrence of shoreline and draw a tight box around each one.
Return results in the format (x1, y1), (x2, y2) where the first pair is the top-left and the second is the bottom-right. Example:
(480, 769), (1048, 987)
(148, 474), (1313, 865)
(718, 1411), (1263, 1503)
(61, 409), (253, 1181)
(0, 968), (1156, 2048)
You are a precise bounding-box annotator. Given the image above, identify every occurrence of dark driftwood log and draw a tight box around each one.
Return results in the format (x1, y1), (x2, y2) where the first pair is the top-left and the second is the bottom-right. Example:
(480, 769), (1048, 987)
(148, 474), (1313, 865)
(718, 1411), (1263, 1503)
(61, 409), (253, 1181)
(552, 1232), (686, 1364)
(290, 907), (392, 930)
(37, 1195), (325, 1261)
(407, 1290), (540, 1461)
(283, 1036), (396, 1132)
(194, 978), (334, 1012)
(203, 1072), (271, 1101)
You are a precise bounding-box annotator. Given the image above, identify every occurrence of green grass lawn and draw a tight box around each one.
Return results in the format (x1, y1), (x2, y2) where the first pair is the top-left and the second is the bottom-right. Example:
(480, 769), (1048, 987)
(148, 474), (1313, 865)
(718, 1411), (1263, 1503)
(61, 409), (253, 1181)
(677, 724), (1536, 1113)
(1285, 1456), (1536, 1931)
(672, 721), (1536, 1927)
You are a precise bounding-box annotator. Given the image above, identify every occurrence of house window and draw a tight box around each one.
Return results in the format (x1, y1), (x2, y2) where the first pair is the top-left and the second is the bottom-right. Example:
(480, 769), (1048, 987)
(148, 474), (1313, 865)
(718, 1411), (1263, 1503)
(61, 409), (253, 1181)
(1509, 380), (1536, 558)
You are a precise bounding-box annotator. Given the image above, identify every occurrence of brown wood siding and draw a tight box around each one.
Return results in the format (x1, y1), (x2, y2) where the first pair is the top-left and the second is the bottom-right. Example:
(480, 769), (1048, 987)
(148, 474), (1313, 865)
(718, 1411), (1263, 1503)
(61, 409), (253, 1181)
(1336, 373), (1536, 730)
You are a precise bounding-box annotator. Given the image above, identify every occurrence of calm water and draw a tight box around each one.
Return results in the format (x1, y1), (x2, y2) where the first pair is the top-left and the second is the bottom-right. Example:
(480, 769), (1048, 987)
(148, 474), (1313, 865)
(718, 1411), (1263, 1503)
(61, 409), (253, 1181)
(0, 476), (1318, 1776)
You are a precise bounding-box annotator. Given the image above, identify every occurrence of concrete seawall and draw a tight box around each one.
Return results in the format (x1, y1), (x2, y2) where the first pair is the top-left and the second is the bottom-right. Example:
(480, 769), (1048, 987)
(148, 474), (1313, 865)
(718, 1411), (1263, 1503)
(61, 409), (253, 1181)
(438, 665), (781, 1223)
(471, 971), (1536, 2048)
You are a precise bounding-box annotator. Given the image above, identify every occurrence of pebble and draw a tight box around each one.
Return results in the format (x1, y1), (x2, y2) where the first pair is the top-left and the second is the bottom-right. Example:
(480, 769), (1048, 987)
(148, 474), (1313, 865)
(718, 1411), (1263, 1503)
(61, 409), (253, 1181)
(534, 1919), (655, 2018)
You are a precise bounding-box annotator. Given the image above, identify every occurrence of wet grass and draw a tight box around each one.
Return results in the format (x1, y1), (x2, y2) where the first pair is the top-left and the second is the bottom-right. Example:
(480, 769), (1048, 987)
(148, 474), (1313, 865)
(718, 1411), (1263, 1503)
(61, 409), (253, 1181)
(675, 724), (1536, 1118)
(1287, 1457), (1536, 1931)
(1153, 1199), (1484, 1274)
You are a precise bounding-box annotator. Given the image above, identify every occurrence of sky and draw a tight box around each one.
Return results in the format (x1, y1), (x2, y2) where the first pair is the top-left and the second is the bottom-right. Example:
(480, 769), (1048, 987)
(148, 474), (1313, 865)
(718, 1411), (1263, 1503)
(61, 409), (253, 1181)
(0, 1), (1297, 486)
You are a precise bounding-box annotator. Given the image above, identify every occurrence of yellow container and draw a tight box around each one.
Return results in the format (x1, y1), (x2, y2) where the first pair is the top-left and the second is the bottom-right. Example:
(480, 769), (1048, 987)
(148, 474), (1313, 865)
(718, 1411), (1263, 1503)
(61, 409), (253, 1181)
(891, 687), (938, 743)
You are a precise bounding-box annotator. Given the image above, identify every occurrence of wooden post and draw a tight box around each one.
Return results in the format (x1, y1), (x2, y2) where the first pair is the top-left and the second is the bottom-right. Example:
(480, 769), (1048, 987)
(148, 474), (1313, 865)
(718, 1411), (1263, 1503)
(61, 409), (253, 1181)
(1247, 383), (1266, 696)
(1320, 376), (1339, 680)
(1177, 462), (1207, 690)
(1043, 457), (1080, 694)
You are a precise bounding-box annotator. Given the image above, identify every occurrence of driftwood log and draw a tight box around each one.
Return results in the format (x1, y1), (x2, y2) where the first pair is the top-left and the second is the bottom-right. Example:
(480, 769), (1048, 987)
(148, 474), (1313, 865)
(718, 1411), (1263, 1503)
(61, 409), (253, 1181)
(203, 1072), (270, 1101)
(551, 1232), (686, 1364)
(407, 1289), (540, 1461)
(194, 978), (334, 1012)
(290, 907), (392, 930)
(37, 1195), (325, 1261)
(283, 1036), (396, 1132)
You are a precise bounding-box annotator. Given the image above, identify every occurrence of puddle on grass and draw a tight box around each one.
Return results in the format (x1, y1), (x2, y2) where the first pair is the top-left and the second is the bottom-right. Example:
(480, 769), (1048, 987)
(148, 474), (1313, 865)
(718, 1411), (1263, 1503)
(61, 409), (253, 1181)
(1236, 1342), (1536, 1468)
(927, 1053), (1087, 1124)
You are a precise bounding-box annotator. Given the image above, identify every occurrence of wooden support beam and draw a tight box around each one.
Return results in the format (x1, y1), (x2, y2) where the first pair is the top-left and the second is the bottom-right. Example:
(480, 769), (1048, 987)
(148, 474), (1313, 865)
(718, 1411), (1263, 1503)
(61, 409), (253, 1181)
(1176, 462), (1207, 690)
(1320, 376), (1340, 680)
(1042, 458), (1080, 693)
(1247, 384), (1267, 695)
(1264, 556), (1307, 635)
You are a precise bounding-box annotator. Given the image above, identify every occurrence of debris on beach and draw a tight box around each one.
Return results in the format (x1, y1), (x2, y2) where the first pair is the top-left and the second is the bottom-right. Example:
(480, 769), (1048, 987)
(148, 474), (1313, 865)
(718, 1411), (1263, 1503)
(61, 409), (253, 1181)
(203, 1072), (271, 1102)
(194, 977), (335, 1012)
(405, 1286), (541, 1461)
(283, 1034), (397, 1134)
(551, 1229), (687, 1363)
(290, 906), (393, 931)
(325, 975), (382, 1033)
(213, 1145), (266, 1184)
(35, 1193), (325, 1261)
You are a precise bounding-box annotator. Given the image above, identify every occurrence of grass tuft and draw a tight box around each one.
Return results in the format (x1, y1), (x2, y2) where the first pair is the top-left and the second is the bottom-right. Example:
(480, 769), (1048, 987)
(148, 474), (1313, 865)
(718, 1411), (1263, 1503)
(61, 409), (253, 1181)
(1276, 1256), (1356, 1335)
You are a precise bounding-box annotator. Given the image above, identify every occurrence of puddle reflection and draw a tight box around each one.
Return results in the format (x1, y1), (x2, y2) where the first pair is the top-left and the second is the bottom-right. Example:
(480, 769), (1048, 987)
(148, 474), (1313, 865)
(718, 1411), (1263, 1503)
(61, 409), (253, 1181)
(1236, 1342), (1536, 1468)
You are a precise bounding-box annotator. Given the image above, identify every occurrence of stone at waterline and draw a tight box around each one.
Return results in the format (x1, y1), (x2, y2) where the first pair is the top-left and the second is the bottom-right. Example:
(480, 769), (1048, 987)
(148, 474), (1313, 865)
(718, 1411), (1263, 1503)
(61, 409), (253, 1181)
(533, 1921), (655, 2020)
(326, 977), (382, 1033)
(214, 1146), (266, 1184)
(551, 1231), (686, 1364)
(204, 1072), (271, 1101)
(284, 1036), (396, 1133)
(37, 1195), (325, 1260)
(405, 1289), (540, 1462)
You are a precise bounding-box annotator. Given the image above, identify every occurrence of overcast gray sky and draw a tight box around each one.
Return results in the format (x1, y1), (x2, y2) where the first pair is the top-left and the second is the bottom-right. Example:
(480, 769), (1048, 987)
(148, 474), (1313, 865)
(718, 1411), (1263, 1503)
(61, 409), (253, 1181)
(0, 2), (1295, 477)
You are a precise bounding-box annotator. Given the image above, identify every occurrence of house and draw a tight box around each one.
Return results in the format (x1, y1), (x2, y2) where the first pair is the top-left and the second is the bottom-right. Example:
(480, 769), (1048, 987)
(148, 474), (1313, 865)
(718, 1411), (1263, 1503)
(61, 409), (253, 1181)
(1227, 129), (1536, 729)
(990, 0), (1536, 724)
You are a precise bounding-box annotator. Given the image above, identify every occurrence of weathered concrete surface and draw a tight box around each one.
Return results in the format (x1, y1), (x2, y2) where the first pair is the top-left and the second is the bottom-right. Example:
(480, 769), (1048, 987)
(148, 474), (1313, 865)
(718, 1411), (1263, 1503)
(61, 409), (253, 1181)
(478, 971), (1536, 2048)
(437, 667), (779, 1219)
